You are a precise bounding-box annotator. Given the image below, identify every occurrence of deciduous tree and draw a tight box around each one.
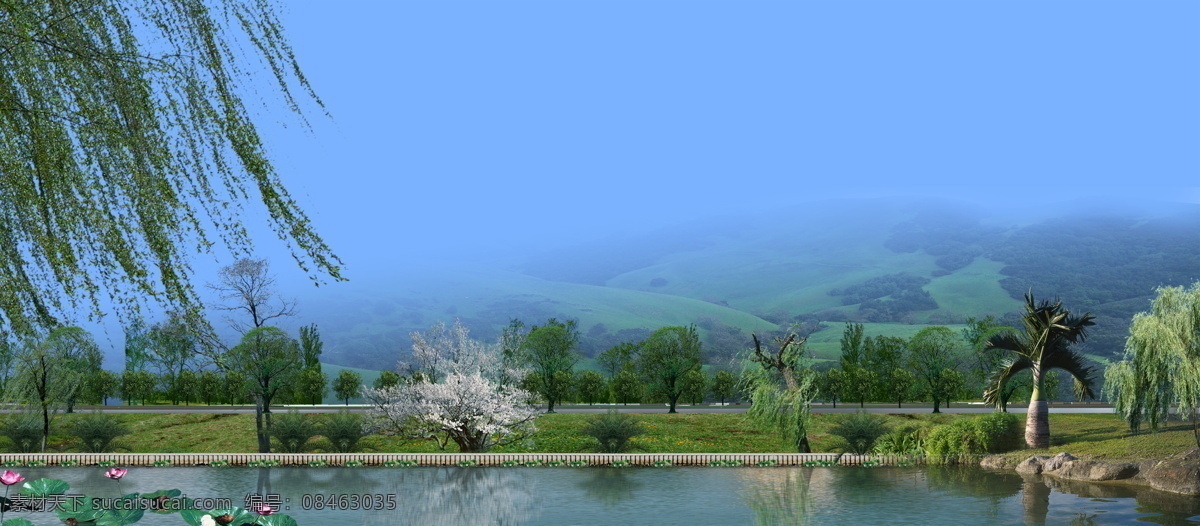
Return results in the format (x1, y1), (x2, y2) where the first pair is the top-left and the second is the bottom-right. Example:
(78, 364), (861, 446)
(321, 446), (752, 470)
(295, 368), (328, 405)
(209, 258), (297, 336)
(576, 370), (607, 405)
(373, 370), (402, 390)
(333, 369), (363, 405)
(710, 369), (738, 405)
(610, 369), (643, 405)
(197, 370), (222, 405)
(223, 326), (303, 452)
(638, 326), (703, 413)
(365, 321), (536, 452)
(519, 319), (581, 412)
(147, 312), (199, 404)
(120, 369), (156, 405)
(908, 326), (965, 414)
(598, 342), (637, 378)
(83, 369), (120, 406)
(681, 369), (708, 405)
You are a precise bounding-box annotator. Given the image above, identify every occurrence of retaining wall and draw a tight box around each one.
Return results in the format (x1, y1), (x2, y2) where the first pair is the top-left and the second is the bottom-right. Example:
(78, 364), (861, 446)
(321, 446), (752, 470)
(0, 453), (921, 467)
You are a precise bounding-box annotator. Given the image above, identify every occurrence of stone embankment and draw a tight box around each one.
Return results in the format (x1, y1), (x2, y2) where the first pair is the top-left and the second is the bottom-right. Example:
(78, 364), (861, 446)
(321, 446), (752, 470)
(981, 448), (1200, 496)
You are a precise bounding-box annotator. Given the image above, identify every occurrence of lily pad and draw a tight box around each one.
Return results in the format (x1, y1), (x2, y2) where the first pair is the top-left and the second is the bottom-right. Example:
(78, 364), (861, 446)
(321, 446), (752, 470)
(18, 478), (68, 497)
(140, 489), (186, 513)
(255, 514), (300, 526)
(200, 506), (258, 526)
(1, 518), (36, 526)
(55, 496), (105, 522)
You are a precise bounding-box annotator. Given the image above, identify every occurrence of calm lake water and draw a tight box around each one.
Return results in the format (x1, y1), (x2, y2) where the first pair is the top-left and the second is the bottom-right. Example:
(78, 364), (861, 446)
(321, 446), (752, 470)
(4, 466), (1199, 525)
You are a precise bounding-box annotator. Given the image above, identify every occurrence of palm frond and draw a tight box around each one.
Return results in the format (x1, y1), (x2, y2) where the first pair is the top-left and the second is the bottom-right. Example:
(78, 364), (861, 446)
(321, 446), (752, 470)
(983, 331), (1027, 356)
(1043, 347), (1098, 400)
(983, 355), (1033, 407)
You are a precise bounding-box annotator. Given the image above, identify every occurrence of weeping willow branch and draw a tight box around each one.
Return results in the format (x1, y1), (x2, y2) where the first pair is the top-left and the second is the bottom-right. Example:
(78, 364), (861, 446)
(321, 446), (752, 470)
(743, 330), (817, 453)
(0, 0), (342, 335)
(1105, 282), (1200, 445)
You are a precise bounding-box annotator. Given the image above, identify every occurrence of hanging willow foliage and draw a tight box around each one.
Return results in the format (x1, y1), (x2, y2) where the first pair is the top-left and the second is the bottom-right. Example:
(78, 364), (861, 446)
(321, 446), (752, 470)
(0, 0), (341, 334)
(1104, 283), (1200, 445)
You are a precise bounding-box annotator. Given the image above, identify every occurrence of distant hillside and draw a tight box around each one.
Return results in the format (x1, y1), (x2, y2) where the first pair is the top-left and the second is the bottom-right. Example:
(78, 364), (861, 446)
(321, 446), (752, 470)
(297, 197), (1199, 370)
(297, 266), (780, 370)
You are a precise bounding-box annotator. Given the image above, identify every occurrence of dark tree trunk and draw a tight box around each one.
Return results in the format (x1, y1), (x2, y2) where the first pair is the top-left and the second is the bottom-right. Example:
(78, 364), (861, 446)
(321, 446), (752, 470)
(797, 434), (811, 453)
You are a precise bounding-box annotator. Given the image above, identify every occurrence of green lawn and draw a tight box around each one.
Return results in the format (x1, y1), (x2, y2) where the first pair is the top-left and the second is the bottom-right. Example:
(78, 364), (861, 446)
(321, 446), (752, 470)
(7, 411), (1192, 463)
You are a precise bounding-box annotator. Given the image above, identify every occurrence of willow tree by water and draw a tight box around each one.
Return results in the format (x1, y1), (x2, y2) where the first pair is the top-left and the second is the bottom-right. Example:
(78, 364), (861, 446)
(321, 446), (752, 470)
(0, 1), (341, 336)
(743, 331), (817, 453)
(1104, 283), (1200, 446)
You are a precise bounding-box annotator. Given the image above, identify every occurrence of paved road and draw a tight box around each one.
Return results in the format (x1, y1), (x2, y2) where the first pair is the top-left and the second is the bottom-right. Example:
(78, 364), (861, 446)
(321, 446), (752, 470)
(33, 403), (1121, 415)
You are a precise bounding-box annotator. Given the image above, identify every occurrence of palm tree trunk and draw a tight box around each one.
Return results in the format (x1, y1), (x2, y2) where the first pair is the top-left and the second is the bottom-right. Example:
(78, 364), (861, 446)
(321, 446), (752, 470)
(1026, 399), (1049, 448)
(1026, 367), (1049, 448)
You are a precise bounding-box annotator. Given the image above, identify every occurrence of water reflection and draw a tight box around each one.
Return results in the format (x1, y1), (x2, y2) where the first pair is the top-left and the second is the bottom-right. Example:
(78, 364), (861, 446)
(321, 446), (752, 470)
(1041, 474), (1200, 525)
(575, 469), (643, 507)
(4, 465), (1198, 525)
(1021, 474), (1052, 525)
(740, 467), (814, 525)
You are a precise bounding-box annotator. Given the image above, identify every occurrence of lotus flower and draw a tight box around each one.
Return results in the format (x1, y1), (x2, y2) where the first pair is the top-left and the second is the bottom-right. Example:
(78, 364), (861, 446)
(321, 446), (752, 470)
(104, 468), (128, 480)
(0, 471), (22, 486)
(200, 515), (217, 526)
(254, 504), (276, 516)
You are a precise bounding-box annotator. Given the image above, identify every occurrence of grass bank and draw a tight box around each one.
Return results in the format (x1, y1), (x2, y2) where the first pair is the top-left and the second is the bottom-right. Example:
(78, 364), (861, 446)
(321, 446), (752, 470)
(3, 412), (1194, 461)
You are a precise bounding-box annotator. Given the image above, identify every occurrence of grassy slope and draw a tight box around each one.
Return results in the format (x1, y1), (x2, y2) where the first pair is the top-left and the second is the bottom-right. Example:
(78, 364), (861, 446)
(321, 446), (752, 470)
(296, 200), (1034, 371)
(319, 363), (383, 404)
(803, 323), (970, 360)
(19, 412), (1193, 462)
(303, 266), (780, 360)
(602, 216), (935, 315)
(920, 258), (1022, 321)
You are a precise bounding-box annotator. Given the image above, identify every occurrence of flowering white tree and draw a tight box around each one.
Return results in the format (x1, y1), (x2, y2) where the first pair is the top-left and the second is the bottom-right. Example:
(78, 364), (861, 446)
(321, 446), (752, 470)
(366, 320), (538, 452)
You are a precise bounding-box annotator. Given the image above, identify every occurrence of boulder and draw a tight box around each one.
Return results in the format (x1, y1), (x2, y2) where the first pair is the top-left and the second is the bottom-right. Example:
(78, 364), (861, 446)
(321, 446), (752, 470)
(1015, 456), (1050, 475)
(980, 455), (1021, 470)
(1050, 460), (1139, 481)
(1145, 448), (1200, 496)
(1041, 452), (1077, 472)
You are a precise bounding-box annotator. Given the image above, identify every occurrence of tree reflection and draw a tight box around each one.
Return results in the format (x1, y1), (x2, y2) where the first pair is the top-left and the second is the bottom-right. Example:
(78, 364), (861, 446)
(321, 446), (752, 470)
(1020, 474), (1051, 526)
(575, 468), (643, 507)
(740, 468), (815, 525)
(924, 466), (1023, 499)
(393, 468), (539, 526)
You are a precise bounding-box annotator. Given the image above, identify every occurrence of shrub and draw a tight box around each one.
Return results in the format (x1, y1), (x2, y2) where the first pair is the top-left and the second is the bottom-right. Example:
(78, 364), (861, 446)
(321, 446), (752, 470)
(272, 410), (316, 453)
(924, 412), (1021, 464)
(68, 412), (130, 453)
(827, 411), (890, 455)
(3, 413), (44, 453)
(322, 409), (364, 453)
(581, 409), (645, 453)
(873, 426), (924, 456)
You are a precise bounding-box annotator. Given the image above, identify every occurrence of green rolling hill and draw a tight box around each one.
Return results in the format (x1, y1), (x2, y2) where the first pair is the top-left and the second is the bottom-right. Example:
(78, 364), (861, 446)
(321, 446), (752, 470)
(292, 198), (1198, 374)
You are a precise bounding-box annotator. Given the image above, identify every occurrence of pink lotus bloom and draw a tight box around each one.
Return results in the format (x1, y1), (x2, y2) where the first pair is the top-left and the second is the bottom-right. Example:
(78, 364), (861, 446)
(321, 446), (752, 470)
(0, 471), (22, 486)
(255, 504), (276, 516)
(104, 468), (128, 480)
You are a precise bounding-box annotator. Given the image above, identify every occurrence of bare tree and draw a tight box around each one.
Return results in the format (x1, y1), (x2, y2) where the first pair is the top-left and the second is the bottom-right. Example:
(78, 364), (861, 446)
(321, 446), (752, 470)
(209, 258), (297, 335)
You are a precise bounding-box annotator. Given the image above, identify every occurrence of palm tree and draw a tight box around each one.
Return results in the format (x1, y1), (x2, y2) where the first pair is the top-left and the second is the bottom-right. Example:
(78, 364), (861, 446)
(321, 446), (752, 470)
(983, 292), (1096, 449)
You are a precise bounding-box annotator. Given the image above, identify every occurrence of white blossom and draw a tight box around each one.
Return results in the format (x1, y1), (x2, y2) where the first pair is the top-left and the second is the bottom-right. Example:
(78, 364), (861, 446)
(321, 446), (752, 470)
(370, 320), (537, 452)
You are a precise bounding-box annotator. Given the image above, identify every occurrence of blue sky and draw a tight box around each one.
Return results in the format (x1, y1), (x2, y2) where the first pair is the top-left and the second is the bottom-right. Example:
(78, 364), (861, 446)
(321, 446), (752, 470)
(253, 0), (1198, 280)
(82, 0), (1200, 363)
